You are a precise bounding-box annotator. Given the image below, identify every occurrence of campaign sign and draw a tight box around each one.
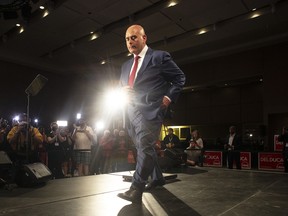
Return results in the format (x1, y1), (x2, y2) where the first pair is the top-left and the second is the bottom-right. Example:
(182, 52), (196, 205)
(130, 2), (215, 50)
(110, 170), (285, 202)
(274, 135), (283, 152)
(203, 151), (222, 167)
(258, 152), (284, 171)
(240, 152), (251, 169)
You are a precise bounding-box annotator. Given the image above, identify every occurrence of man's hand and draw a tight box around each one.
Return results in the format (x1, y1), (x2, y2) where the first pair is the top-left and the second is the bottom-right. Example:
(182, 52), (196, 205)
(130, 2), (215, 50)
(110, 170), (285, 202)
(122, 86), (135, 104)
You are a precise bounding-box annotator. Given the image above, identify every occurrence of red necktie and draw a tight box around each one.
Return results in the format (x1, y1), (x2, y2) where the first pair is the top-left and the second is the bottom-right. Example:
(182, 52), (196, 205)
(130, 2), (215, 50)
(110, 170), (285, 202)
(128, 55), (140, 87)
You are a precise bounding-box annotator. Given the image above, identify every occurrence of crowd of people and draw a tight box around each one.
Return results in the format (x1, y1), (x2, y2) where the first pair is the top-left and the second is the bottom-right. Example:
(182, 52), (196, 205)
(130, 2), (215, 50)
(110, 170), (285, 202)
(0, 112), (248, 181)
(0, 113), (136, 181)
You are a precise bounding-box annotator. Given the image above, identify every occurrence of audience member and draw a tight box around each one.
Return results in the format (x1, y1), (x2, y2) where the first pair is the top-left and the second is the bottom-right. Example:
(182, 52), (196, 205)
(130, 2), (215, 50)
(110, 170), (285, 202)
(37, 126), (48, 166)
(72, 118), (96, 176)
(99, 129), (114, 173)
(0, 118), (10, 152)
(224, 126), (241, 169)
(185, 130), (204, 166)
(59, 127), (73, 177)
(47, 122), (66, 179)
(114, 129), (129, 172)
(7, 113), (43, 164)
(278, 126), (288, 173)
(163, 128), (180, 149)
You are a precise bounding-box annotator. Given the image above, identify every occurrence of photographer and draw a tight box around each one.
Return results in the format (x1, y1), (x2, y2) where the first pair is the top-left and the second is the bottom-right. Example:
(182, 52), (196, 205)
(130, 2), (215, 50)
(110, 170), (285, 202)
(278, 126), (288, 173)
(0, 118), (10, 152)
(7, 113), (43, 164)
(72, 118), (96, 176)
(47, 122), (66, 179)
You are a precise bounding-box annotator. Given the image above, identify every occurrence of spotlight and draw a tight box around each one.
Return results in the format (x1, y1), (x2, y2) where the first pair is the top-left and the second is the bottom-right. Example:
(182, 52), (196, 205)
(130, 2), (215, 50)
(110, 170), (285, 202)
(90, 33), (99, 40)
(13, 116), (20, 122)
(76, 113), (81, 119)
(96, 121), (105, 131)
(19, 27), (24, 33)
(198, 29), (207, 35)
(251, 13), (260, 19)
(168, 1), (177, 7)
(43, 10), (49, 17)
(104, 88), (128, 112)
(57, 120), (68, 127)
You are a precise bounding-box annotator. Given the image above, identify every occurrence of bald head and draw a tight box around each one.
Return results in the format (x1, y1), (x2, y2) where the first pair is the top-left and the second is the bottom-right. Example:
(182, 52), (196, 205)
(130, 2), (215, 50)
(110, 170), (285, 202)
(125, 24), (147, 55)
(126, 25), (146, 36)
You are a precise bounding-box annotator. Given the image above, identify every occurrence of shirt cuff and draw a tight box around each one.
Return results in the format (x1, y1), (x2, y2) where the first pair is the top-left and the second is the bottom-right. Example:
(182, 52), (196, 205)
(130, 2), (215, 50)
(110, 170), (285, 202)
(164, 96), (171, 102)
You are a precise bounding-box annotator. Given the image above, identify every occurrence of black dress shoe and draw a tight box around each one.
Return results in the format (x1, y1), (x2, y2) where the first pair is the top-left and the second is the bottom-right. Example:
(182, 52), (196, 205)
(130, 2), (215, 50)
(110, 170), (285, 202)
(117, 188), (142, 203)
(144, 179), (166, 191)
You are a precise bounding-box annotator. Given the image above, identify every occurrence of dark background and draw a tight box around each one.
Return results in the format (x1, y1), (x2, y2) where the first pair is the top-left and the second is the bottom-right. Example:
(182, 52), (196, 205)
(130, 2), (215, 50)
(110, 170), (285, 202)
(1, 40), (288, 151)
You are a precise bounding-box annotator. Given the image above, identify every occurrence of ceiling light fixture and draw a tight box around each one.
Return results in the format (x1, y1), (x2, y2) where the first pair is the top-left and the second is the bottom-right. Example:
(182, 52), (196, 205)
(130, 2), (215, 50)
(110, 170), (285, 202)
(91, 33), (99, 41)
(100, 60), (106, 65)
(19, 27), (24, 34)
(198, 29), (207, 35)
(251, 13), (261, 19)
(168, 1), (177, 7)
(43, 10), (49, 18)
(39, 5), (45, 10)
(16, 23), (21, 27)
(90, 32), (101, 40)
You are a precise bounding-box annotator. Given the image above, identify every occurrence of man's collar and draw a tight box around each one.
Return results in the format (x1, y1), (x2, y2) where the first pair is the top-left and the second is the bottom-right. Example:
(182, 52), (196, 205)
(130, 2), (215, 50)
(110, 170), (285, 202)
(134, 45), (148, 58)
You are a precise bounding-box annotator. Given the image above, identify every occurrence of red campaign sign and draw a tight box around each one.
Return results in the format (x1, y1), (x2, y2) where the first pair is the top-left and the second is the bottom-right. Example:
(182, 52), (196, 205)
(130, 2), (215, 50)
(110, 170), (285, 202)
(240, 152), (251, 169)
(203, 151), (222, 167)
(274, 135), (283, 152)
(258, 152), (284, 171)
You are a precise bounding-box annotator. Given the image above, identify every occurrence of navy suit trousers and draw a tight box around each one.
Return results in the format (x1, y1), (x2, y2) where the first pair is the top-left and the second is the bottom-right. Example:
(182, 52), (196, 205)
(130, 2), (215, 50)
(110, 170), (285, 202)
(127, 104), (164, 190)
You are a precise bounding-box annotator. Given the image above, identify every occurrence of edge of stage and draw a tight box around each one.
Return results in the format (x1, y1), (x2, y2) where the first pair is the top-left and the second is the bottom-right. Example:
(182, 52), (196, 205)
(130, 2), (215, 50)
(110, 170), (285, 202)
(1, 166), (288, 216)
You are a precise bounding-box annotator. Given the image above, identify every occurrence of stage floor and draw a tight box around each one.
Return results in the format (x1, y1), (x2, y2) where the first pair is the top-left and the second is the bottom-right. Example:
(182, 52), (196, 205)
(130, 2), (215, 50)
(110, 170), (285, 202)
(1, 167), (288, 216)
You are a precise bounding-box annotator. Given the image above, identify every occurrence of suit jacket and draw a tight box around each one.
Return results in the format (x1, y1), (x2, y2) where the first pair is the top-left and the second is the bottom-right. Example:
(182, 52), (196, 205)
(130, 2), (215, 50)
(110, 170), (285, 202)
(120, 47), (185, 120)
(226, 134), (242, 151)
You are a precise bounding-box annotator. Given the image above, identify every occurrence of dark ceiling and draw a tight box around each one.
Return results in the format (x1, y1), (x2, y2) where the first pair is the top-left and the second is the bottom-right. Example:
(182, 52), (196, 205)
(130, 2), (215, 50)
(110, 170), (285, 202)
(1, 0), (288, 76)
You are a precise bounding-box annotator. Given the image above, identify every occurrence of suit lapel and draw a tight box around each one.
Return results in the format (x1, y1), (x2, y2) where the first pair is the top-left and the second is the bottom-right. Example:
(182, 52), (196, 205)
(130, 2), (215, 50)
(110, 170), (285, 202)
(134, 48), (153, 86)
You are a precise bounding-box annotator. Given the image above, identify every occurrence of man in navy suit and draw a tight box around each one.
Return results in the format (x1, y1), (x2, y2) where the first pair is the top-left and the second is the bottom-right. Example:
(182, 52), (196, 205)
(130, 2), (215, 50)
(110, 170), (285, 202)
(117, 24), (185, 203)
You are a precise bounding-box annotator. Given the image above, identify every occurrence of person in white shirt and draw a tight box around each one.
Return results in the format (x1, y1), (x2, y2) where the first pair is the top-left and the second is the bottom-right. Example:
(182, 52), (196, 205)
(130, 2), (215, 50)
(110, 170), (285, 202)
(72, 118), (96, 176)
(185, 130), (204, 166)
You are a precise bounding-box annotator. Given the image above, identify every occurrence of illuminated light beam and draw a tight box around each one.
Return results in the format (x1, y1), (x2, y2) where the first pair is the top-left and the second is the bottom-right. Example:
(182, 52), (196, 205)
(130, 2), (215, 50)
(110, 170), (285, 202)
(57, 120), (68, 127)
(103, 88), (129, 112)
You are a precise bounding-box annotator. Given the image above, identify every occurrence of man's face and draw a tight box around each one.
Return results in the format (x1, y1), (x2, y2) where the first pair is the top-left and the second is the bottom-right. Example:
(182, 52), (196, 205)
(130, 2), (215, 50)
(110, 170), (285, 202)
(229, 127), (235, 134)
(125, 26), (146, 55)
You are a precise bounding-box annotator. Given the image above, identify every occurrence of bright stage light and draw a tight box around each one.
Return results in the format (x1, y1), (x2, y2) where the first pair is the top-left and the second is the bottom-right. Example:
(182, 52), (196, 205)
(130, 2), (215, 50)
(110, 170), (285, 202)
(104, 88), (128, 112)
(57, 120), (68, 127)
(13, 115), (19, 121)
(96, 121), (105, 131)
(76, 113), (81, 119)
